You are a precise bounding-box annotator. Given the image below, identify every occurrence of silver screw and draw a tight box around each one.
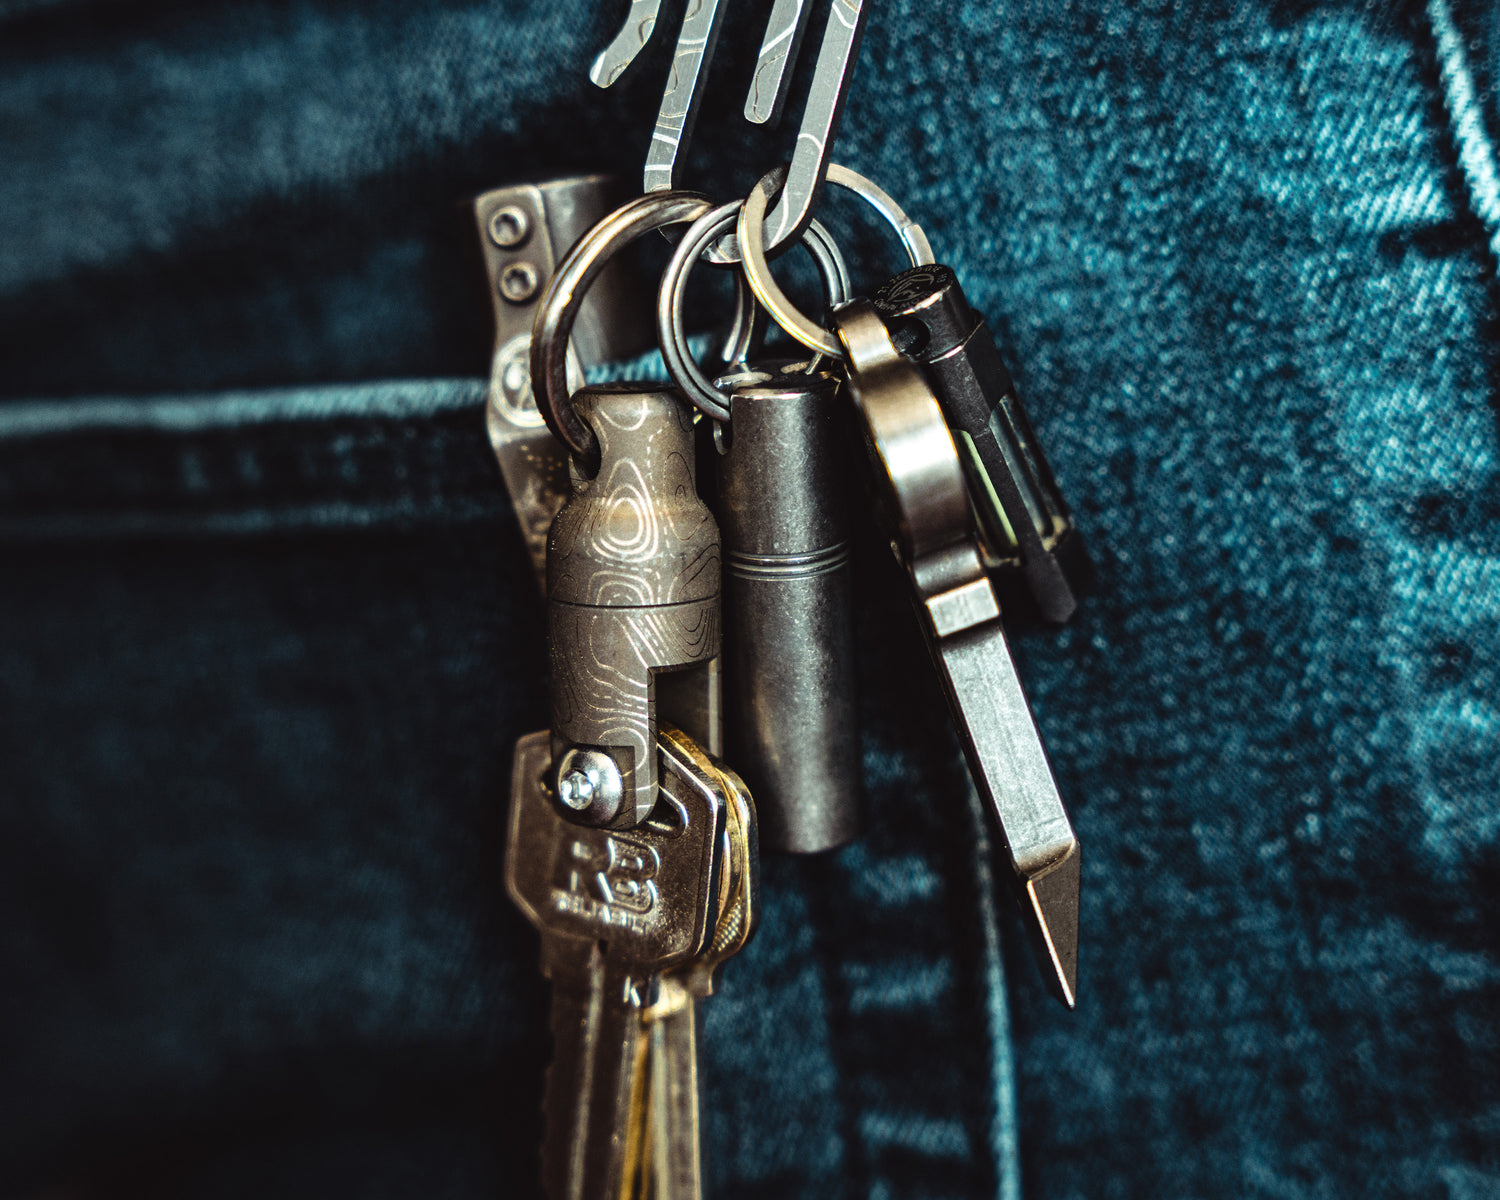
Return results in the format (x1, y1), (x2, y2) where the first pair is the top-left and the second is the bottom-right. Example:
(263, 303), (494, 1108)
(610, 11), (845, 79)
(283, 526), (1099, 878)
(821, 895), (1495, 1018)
(488, 205), (530, 249)
(553, 747), (625, 822)
(557, 768), (595, 810)
(500, 262), (540, 304)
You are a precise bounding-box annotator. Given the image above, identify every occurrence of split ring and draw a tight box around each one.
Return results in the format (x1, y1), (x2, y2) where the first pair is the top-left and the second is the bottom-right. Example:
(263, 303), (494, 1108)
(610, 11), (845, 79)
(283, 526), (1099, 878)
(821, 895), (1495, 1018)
(532, 190), (714, 468)
(658, 201), (853, 420)
(737, 164), (935, 357)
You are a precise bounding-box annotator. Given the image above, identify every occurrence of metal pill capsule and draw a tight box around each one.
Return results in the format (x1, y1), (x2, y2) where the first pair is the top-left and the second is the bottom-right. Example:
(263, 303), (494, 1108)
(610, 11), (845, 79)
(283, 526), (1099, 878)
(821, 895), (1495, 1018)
(715, 361), (862, 854)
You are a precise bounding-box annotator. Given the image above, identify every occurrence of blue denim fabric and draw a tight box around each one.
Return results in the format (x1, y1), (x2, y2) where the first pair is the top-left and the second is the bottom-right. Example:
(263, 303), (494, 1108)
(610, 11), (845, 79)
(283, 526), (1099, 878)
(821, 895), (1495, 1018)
(1, 1), (1498, 1198)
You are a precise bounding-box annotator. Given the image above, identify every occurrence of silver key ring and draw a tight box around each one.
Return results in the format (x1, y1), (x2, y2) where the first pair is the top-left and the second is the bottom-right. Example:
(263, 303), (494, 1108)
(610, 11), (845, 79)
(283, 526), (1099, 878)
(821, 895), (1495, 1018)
(657, 200), (853, 420)
(531, 189), (715, 468)
(738, 164), (935, 358)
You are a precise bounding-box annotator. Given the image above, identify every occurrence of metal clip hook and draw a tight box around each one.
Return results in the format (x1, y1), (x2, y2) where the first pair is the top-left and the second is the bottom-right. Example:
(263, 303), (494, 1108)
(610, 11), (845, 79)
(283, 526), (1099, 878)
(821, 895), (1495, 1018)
(590, 0), (868, 256)
(752, 0), (867, 252)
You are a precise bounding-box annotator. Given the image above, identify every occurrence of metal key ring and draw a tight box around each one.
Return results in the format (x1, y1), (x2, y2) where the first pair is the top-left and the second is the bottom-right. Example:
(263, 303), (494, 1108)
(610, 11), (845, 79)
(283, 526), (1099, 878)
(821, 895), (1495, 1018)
(658, 201), (853, 420)
(738, 164), (935, 357)
(532, 189), (714, 468)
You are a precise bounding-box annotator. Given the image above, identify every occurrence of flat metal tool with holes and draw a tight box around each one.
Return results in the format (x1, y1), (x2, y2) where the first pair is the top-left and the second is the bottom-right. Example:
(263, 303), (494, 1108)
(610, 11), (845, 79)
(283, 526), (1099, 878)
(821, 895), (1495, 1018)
(473, 175), (652, 590)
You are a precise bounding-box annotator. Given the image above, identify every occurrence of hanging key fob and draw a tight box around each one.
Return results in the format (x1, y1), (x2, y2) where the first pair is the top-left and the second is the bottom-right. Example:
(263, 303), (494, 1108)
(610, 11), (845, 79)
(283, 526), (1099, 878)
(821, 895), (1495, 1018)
(506, 727), (729, 1200)
(873, 264), (1092, 625)
(546, 383), (723, 829)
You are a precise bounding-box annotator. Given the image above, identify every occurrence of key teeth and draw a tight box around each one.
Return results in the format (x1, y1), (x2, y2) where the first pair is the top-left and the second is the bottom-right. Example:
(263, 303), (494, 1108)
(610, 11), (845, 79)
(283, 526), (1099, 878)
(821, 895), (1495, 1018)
(709, 896), (746, 958)
(1024, 842), (1081, 1009)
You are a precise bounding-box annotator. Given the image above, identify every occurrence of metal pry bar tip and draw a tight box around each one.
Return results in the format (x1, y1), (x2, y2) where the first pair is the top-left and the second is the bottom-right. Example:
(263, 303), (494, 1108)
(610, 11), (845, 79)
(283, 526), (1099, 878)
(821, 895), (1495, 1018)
(642, 0), (729, 193)
(1026, 842), (1080, 1010)
(589, 0), (665, 89)
(937, 624), (1081, 1009)
(744, 0), (814, 125)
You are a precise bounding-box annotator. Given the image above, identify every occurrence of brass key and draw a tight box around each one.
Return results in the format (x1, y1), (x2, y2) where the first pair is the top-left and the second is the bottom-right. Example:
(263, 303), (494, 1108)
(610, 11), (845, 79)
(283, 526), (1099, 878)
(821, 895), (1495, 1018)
(635, 730), (759, 1200)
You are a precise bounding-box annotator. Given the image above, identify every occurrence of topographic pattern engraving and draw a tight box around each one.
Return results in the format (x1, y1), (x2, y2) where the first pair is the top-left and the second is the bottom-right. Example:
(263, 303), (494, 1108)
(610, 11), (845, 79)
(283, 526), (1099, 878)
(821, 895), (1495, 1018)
(548, 385), (722, 824)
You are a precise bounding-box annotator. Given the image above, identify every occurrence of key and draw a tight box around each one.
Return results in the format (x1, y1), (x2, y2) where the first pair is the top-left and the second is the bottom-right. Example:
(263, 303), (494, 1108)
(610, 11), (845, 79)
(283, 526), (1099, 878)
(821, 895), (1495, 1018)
(872, 263), (1092, 624)
(639, 990), (697, 1200)
(637, 729), (759, 1200)
(832, 299), (1081, 1008)
(507, 727), (730, 1200)
(547, 384), (723, 827)
(472, 175), (653, 591)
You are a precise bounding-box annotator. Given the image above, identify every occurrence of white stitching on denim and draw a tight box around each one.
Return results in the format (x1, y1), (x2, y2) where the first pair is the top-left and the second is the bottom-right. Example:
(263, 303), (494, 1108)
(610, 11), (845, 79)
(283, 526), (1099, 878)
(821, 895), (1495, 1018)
(0, 379), (486, 439)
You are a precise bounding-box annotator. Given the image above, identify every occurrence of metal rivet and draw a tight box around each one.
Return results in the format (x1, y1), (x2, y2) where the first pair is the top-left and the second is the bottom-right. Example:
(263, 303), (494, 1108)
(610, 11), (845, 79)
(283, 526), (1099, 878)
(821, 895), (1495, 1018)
(500, 262), (540, 304)
(501, 355), (531, 407)
(488, 205), (531, 249)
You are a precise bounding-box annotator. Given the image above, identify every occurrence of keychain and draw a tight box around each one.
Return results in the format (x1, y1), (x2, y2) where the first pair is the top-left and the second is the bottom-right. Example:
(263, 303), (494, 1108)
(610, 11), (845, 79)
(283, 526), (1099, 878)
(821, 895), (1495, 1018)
(477, 10), (1093, 1195)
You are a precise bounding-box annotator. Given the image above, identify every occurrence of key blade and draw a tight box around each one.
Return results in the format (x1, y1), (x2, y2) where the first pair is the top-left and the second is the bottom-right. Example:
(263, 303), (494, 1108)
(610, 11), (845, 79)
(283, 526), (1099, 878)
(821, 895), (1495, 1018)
(546, 942), (651, 1194)
(541, 943), (651, 1200)
(1024, 841), (1080, 1010)
(934, 623), (1080, 1009)
(641, 985), (701, 1200)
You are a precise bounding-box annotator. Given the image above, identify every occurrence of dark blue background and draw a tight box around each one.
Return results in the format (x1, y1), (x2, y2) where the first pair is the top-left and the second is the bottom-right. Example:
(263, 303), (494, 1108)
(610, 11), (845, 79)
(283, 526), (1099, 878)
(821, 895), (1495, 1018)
(2, 1), (1498, 1196)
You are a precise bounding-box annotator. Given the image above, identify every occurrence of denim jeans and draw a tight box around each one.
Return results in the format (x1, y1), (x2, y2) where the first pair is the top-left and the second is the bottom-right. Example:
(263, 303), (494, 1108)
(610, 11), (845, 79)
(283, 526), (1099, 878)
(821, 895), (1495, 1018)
(2, 1), (1497, 1197)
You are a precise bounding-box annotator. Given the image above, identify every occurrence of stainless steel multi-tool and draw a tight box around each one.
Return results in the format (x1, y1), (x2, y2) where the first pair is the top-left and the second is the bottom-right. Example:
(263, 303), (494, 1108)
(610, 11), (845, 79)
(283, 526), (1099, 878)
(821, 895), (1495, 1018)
(477, 7), (1091, 1194)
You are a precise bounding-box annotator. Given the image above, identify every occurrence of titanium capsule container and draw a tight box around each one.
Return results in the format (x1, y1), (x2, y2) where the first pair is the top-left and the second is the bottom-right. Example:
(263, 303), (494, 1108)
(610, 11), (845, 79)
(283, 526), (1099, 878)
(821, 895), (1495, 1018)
(547, 383), (722, 828)
(717, 363), (861, 854)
